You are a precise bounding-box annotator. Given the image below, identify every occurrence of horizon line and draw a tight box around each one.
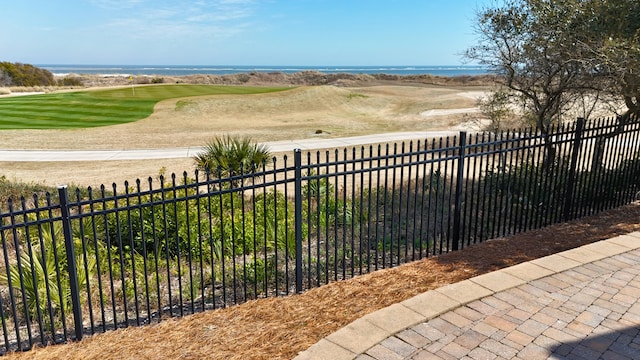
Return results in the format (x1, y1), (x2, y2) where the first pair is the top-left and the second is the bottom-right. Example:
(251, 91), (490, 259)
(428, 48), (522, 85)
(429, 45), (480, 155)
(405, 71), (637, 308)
(35, 63), (484, 67)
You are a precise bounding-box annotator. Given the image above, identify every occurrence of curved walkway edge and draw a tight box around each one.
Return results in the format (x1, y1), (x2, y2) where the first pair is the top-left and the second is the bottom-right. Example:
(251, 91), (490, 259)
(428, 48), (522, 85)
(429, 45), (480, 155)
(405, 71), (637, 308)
(295, 231), (640, 360)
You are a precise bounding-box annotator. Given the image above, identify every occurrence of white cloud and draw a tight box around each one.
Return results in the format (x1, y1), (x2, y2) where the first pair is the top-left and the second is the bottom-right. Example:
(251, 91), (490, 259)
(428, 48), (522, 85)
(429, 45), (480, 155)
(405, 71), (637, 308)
(96, 0), (259, 40)
(90, 0), (146, 10)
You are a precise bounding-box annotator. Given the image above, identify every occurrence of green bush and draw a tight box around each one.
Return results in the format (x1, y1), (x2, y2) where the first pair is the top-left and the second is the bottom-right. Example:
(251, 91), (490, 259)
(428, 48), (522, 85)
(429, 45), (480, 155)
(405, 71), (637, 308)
(253, 190), (301, 258)
(0, 62), (55, 87)
(101, 179), (302, 265)
(103, 183), (217, 261)
(0, 218), (98, 328)
(193, 135), (272, 181)
(303, 173), (358, 229)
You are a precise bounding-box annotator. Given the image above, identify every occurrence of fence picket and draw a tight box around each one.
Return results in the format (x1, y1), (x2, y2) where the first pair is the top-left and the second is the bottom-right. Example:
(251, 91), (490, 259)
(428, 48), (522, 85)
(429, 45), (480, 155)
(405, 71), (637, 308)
(57, 186), (83, 342)
(453, 131), (467, 250)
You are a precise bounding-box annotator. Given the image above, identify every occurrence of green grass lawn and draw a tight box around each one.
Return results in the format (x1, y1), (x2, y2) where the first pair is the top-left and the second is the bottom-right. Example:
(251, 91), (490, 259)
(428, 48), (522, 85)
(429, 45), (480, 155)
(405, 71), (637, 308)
(0, 84), (291, 129)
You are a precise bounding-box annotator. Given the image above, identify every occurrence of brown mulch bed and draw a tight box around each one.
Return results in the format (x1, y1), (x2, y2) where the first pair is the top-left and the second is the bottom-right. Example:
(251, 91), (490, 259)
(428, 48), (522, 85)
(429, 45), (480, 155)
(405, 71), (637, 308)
(7, 202), (640, 360)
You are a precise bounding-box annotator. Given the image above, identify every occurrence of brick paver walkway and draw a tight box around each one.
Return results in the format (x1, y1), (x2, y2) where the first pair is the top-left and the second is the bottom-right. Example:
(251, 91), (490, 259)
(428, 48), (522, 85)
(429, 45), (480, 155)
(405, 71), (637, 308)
(296, 232), (640, 360)
(360, 248), (640, 360)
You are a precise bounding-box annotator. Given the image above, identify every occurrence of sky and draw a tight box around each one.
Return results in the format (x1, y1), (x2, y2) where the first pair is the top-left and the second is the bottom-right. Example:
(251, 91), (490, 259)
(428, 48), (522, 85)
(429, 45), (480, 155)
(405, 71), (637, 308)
(1, 0), (491, 66)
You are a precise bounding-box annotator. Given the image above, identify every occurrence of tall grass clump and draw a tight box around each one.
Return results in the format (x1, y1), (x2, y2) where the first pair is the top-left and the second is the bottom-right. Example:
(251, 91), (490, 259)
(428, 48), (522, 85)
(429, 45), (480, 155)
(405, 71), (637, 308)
(193, 136), (272, 179)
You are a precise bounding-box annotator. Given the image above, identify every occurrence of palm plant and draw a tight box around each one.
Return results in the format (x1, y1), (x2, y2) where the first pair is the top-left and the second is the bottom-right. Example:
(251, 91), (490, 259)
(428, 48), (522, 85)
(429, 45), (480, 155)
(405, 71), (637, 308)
(193, 135), (272, 180)
(0, 219), (96, 328)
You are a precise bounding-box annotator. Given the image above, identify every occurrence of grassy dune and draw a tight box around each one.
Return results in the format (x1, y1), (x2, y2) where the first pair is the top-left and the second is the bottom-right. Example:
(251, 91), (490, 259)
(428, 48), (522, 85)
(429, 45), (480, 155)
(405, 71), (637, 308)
(0, 85), (290, 129)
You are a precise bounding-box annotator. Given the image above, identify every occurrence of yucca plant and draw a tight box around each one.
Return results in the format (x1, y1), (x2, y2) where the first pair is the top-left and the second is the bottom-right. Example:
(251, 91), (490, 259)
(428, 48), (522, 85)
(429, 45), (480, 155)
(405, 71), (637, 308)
(193, 135), (272, 181)
(0, 219), (96, 328)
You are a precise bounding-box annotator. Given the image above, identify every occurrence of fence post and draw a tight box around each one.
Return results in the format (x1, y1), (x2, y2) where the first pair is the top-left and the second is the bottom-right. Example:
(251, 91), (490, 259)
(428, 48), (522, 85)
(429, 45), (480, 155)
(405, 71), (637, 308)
(57, 185), (83, 341)
(293, 149), (303, 293)
(452, 132), (467, 251)
(563, 118), (585, 221)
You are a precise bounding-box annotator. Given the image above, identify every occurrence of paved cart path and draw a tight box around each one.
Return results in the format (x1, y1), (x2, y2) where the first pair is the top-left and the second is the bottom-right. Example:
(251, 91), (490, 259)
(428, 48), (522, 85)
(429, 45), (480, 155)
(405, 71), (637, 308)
(0, 131), (458, 162)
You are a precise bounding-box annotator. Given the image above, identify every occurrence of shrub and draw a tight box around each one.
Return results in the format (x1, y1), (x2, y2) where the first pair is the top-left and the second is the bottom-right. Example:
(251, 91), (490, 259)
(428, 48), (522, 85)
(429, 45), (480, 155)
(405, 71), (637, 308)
(103, 180), (216, 261)
(101, 178), (301, 265)
(0, 62), (55, 87)
(235, 73), (250, 83)
(57, 77), (84, 86)
(478, 89), (518, 133)
(0, 175), (56, 210)
(0, 69), (10, 86)
(252, 190), (300, 258)
(193, 135), (272, 181)
(0, 218), (98, 329)
(134, 77), (150, 84)
(303, 173), (357, 229)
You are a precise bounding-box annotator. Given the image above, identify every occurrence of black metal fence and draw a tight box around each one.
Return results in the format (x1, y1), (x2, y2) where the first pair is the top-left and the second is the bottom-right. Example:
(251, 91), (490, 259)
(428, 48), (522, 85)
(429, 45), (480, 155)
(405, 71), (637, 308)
(1, 116), (639, 353)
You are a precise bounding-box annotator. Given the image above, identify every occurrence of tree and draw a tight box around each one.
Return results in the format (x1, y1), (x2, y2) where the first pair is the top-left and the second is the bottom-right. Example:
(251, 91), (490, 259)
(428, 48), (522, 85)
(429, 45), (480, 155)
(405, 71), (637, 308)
(193, 135), (272, 184)
(468, 1), (580, 133)
(564, 0), (640, 170)
(466, 0), (639, 168)
(477, 88), (517, 133)
(466, 0), (590, 167)
(469, 0), (640, 120)
(573, 0), (640, 119)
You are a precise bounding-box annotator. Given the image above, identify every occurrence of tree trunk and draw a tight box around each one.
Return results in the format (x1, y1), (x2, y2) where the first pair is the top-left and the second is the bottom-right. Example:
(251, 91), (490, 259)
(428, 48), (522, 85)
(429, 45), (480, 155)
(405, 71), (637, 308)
(590, 137), (606, 173)
(590, 113), (633, 172)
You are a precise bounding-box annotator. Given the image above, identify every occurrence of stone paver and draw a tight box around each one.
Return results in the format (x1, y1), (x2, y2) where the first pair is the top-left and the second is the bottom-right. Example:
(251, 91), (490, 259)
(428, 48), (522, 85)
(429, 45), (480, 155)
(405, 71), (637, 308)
(294, 232), (640, 360)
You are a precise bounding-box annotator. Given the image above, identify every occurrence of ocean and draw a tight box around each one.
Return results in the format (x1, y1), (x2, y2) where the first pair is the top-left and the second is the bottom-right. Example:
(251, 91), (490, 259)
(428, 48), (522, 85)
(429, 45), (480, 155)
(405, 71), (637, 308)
(38, 65), (489, 77)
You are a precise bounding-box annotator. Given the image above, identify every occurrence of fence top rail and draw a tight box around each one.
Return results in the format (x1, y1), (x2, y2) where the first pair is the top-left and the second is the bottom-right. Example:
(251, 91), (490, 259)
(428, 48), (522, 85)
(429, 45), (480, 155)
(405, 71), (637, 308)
(0, 195), (61, 221)
(63, 163), (296, 204)
(0, 209), (62, 231)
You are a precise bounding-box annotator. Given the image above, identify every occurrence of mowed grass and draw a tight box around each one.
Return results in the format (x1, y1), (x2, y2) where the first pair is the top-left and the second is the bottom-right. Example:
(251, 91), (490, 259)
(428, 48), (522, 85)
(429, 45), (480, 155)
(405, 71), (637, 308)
(0, 84), (291, 129)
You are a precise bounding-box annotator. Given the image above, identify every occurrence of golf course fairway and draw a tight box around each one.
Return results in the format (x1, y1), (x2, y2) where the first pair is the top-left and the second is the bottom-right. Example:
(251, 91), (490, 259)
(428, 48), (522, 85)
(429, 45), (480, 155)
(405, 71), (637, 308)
(0, 84), (291, 129)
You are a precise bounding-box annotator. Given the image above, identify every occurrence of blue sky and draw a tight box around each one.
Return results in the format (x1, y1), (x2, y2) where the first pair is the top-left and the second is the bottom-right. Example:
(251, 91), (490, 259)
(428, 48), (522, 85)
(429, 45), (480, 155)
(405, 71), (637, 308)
(2, 0), (491, 66)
